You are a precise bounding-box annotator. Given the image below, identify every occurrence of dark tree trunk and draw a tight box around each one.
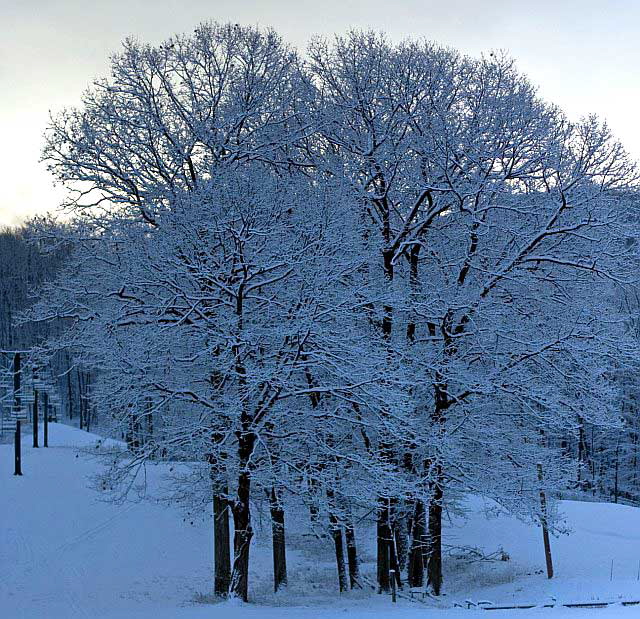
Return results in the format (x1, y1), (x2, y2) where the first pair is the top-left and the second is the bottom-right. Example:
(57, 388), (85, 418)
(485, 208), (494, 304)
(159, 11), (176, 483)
(382, 249), (393, 338)
(376, 213), (399, 593)
(537, 463), (554, 579)
(13, 353), (22, 476)
(228, 290), (255, 603)
(145, 397), (153, 448)
(32, 388), (39, 448)
(330, 513), (348, 592)
(426, 478), (443, 595)
(344, 519), (361, 589)
(377, 498), (392, 593)
(407, 499), (426, 588)
(230, 473), (252, 602)
(425, 370), (448, 596)
(406, 244), (420, 341)
(577, 415), (590, 489)
(308, 476), (321, 524)
(78, 370), (84, 430)
(213, 493), (231, 596)
(85, 373), (92, 432)
(126, 409), (141, 453)
(210, 426), (231, 597)
(43, 391), (49, 448)
(390, 520), (403, 590)
(377, 497), (403, 592)
(269, 487), (287, 592)
(14, 419), (22, 476)
(229, 431), (255, 602)
(66, 360), (73, 420)
(395, 509), (409, 572)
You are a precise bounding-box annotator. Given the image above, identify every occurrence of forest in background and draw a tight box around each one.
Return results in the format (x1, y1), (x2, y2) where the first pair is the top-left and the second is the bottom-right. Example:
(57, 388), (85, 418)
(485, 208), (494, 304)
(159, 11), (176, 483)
(0, 227), (96, 433)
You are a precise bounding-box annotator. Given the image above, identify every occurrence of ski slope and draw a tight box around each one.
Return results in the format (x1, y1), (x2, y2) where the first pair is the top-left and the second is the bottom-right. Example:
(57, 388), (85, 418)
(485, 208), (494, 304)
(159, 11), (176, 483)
(2, 423), (640, 619)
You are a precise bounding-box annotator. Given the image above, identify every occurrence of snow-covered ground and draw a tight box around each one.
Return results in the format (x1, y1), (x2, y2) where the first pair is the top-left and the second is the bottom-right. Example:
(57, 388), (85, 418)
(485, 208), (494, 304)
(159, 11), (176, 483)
(2, 423), (640, 619)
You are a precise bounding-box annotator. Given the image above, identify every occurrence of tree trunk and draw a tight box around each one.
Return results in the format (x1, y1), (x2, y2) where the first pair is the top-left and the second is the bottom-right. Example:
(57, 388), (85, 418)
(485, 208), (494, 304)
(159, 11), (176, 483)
(377, 498), (392, 593)
(426, 478), (443, 595)
(229, 430), (255, 602)
(269, 487), (287, 592)
(230, 472), (252, 601)
(145, 397), (153, 449)
(210, 425), (231, 597)
(425, 371), (448, 596)
(395, 509), (409, 572)
(32, 389), (39, 448)
(126, 408), (141, 453)
(66, 361), (74, 420)
(344, 519), (361, 589)
(13, 353), (22, 476)
(406, 244), (420, 341)
(390, 518), (403, 590)
(376, 496), (403, 591)
(537, 463), (554, 579)
(213, 493), (231, 596)
(308, 476), (321, 525)
(330, 513), (348, 592)
(43, 391), (49, 448)
(577, 415), (588, 488)
(407, 499), (426, 588)
(78, 370), (84, 430)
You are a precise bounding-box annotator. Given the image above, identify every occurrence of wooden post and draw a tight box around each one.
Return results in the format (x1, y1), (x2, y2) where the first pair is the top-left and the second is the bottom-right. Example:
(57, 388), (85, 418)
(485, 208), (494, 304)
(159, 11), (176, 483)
(537, 463), (553, 579)
(43, 391), (49, 448)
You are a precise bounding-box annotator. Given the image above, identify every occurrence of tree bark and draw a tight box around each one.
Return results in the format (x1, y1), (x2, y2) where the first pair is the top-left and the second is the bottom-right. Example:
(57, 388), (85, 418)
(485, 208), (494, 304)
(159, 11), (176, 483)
(230, 472), (252, 601)
(13, 353), (22, 476)
(213, 493), (231, 596)
(32, 389), (39, 448)
(407, 499), (426, 588)
(308, 476), (321, 525)
(344, 519), (361, 589)
(78, 370), (84, 430)
(426, 477), (443, 595)
(43, 391), (49, 448)
(269, 487), (288, 592)
(395, 509), (409, 572)
(537, 463), (554, 579)
(377, 498), (392, 593)
(229, 431), (255, 602)
(210, 426), (231, 597)
(66, 361), (73, 420)
(425, 367), (448, 596)
(330, 513), (348, 592)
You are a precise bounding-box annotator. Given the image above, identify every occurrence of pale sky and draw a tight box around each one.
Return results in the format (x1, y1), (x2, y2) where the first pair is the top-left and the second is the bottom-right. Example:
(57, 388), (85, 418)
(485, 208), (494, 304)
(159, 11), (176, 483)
(2, 0), (639, 227)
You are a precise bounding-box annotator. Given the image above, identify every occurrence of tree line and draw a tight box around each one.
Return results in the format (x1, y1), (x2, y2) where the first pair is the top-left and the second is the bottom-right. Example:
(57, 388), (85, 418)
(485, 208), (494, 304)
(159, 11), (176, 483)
(0, 227), (95, 430)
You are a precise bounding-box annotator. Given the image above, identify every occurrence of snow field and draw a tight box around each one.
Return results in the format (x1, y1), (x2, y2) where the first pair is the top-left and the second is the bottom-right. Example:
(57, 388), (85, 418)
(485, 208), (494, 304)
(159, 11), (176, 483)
(3, 423), (640, 618)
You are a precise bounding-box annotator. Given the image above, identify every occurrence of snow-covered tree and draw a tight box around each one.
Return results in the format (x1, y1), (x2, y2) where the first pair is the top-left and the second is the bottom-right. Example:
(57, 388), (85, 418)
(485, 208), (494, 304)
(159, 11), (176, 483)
(34, 22), (640, 601)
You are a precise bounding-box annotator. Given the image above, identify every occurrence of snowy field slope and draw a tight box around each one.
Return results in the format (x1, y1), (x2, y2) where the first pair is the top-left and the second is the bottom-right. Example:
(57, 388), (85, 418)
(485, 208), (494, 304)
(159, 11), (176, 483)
(2, 423), (640, 619)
